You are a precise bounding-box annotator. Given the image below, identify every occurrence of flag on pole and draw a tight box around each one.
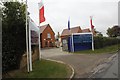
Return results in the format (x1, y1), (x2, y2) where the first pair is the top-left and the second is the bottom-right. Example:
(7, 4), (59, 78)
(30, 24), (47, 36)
(68, 18), (70, 30)
(38, 0), (45, 60)
(90, 16), (94, 51)
(38, 0), (45, 23)
(90, 16), (94, 30)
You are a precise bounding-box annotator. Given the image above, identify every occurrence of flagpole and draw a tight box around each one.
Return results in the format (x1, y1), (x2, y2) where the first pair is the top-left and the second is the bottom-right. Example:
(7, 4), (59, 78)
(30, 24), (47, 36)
(38, 2), (42, 60)
(25, 0), (29, 72)
(68, 17), (74, 52)
(90, 16), (94, 51)
(29, 17), (32, 71)
(38, 23), (41, 60)
(38, 0), (45, 60)
(92, 30), (94, 51)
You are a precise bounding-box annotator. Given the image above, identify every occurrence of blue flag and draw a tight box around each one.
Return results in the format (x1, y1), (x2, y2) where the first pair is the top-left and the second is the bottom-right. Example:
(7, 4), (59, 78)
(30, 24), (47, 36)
(68, 19), (70, 30)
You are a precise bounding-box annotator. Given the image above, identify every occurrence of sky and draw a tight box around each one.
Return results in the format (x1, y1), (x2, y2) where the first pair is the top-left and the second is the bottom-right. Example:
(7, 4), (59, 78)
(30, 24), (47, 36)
(27, 0), (119, 36)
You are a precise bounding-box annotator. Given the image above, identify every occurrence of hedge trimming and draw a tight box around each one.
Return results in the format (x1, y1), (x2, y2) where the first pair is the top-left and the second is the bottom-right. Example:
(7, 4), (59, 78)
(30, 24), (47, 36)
(94, 37), (120, 49)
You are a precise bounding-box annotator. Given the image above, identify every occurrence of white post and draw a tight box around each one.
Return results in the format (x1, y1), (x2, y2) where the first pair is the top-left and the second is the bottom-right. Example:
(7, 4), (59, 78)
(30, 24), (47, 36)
(92, 31), (94, 51)
(90, 16), (94, 51)
(25, 0), (29, 73)
(29, 18), (32, 71)
(38, 24), (41, 60)
(72, 33), (74, 52)
(38, 1), (42, 60)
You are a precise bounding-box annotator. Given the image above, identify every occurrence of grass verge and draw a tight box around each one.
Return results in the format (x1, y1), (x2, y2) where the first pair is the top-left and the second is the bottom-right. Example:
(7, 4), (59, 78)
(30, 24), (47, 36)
(74, 44), (119, 54)
(13, 59), (72, 78)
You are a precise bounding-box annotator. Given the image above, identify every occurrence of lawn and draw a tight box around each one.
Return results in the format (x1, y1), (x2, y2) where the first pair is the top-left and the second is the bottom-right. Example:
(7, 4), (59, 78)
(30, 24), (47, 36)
(13, 59), (72, 78)
(74, 44), (119, 54)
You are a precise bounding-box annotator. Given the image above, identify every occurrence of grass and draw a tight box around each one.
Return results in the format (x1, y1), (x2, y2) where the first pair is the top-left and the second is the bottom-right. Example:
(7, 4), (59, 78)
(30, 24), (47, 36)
(74, 44), (119, 54)
(13, 59), (72, 78)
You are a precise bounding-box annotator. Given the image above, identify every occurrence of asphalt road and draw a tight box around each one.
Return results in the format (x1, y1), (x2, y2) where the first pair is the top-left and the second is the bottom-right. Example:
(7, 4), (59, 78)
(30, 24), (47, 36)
(41, 48), (113, 78)
(89, 53), (118, 78)
(102, 55), (118, 78)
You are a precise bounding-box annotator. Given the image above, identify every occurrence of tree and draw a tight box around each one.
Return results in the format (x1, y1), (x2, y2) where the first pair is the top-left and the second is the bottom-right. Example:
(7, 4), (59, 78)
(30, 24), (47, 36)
(97, 32), (103, 37)
(2, 2), (26, 73)
(94, 28), (103, 37)
(107, 25), (120, 37)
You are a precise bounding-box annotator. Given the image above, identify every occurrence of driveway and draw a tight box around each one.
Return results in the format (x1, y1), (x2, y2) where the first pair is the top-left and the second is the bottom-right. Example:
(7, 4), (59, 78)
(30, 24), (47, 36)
(41, 48), (113, 78)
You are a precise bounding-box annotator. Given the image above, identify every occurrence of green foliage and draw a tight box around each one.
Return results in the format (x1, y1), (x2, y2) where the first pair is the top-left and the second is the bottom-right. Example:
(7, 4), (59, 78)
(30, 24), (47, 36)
(107, 25), (120, 37)
(97, 32), (103, 37)
(2, 2), (26, 73)
(94, 36), (119, 49)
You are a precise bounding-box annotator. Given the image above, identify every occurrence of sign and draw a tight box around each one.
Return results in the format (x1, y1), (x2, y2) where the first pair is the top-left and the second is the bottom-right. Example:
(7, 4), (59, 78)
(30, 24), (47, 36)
(73, 34), (92, 43)
(68, 33), (92, 52)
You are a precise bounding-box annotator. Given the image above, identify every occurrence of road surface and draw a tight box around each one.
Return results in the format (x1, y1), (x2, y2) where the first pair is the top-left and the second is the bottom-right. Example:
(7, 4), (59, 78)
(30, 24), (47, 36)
(41, 48), (114, 78)
(89, 53), (118, 78)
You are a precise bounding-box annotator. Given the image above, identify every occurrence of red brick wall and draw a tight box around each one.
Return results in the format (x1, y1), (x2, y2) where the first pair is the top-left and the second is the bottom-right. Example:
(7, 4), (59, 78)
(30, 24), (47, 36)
(41, 25), (55, 48)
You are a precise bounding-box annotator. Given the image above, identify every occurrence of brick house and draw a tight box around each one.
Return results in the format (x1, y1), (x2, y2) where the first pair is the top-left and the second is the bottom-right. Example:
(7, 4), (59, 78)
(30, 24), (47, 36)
(61, 27), (96, 39)
(40, 24), (55, 48)
(61, 26), (82, 39)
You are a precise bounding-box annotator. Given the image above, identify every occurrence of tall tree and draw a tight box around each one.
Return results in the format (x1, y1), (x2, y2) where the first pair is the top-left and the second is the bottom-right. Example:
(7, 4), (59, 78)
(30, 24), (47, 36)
(2, 2), (26, 73)
(107, 25), (120, 37)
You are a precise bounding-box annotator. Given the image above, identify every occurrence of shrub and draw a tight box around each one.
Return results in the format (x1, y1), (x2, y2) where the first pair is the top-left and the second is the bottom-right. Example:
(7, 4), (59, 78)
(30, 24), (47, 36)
(94, 36), (119, 49)
(2, 2), (26, 73)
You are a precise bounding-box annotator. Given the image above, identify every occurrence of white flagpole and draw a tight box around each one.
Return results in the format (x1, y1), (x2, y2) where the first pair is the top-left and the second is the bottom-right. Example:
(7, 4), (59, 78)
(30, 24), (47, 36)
(92, 31), (94, 51)
(72, 33), (74, 52)
(38, 2), (41, 60)
(29, 18), (32, 71)
(90, 16), (94, 51)
(38, 23), (41, 60)
(25, 0), (29, 72)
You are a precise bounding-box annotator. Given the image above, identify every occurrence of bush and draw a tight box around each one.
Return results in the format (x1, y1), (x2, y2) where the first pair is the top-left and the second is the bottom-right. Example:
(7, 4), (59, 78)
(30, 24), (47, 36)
(94, 36), (119, 49)
(2, 2), (26, 73)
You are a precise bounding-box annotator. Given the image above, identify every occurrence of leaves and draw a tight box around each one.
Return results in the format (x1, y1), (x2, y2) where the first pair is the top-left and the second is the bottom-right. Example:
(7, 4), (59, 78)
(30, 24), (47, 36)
(107, 25), (120, 37)
(2, 2), (26, 73)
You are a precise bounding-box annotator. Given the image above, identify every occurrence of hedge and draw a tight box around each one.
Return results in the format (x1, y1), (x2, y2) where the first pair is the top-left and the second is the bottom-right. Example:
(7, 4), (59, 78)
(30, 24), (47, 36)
(2, 2), (26, 73)
(94, 37), (120, 49)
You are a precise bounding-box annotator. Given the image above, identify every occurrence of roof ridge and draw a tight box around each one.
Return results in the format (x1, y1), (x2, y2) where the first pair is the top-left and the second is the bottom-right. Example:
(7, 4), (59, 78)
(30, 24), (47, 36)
(40, 24), (49, 27)
(63, 26), (80, 30)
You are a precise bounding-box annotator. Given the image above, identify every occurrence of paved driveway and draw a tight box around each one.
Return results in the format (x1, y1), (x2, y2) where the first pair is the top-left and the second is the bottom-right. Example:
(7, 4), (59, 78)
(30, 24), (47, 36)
(41, 48), (113, 78)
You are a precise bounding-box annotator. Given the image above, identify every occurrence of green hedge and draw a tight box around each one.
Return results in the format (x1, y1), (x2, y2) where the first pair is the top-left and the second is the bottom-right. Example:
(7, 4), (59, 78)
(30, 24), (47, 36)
(2, 2), (26, 73)
(94, 37), (120, 49)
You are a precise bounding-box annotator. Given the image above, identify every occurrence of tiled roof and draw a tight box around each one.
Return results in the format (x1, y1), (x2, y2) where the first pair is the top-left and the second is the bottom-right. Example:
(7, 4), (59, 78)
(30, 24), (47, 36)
(39, 24), (49, 33)
(82, 28), (91, 33)
(61, 26), (81, 36)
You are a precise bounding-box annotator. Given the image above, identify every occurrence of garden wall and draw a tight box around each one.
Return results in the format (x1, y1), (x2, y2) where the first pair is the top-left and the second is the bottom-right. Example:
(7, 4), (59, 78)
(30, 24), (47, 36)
(20, 46), (39, 69)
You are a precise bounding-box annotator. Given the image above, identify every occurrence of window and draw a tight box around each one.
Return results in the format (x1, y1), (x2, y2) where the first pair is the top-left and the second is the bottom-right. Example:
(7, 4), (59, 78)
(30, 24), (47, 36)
(47, 33), (51, 38)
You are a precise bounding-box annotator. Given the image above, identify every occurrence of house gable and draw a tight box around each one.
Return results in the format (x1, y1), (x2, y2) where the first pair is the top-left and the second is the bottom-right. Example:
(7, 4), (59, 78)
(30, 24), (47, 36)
(42, 24), (55, 35)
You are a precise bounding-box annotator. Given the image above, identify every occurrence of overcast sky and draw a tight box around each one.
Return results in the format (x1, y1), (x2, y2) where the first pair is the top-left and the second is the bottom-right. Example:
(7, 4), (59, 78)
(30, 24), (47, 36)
(27, 0), (119, 36)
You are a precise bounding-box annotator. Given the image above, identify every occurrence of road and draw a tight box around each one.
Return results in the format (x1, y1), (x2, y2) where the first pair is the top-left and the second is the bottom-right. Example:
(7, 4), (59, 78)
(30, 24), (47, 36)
(41, 48), (113, 78)
(89, 53), (118, 78)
